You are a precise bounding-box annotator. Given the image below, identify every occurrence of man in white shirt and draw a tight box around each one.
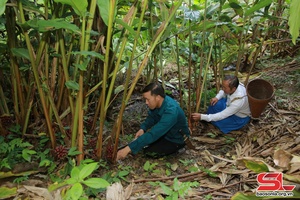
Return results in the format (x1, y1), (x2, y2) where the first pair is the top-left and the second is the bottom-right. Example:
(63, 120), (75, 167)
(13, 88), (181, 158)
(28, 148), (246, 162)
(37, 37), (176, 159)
(191, 75), (251, 134)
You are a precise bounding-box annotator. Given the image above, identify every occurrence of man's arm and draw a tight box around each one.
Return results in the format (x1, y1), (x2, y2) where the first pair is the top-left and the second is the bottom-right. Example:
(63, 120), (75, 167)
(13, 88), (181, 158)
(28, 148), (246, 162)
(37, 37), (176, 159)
(135, 129), (144, 138)
(215, 89), (225, 100)
(140, 111), (156, 131)
(201, 99), (244, 122)
(129, 107), (178, 154)
(116, 146), (131, 160)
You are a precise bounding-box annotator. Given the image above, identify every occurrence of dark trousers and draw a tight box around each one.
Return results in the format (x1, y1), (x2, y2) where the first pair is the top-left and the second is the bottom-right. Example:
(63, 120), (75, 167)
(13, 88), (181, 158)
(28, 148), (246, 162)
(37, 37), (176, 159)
(143, 137), (185, 158)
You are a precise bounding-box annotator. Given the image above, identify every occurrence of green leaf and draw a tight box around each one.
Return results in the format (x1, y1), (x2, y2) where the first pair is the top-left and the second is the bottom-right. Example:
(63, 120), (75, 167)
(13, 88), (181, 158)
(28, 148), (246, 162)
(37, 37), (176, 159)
(159, 182), (173, 196)
(71, 51), (104, 60)
(118, 170), (129, 177)
(39, 159), (51, 167)
(173, 178), (180, 191)
(229, 0), (243, 17)
(143, 161), (150, 171)
(82, 178), (110, 189)
(27, 18), (81, 34)
(68, 147), (82, 156)
(80, 159), (96, 165)
(65, 80), (79, 91)
(188, 166), (198, 173)
(165, 169), (171, 176)
(115, 19), (138, 37)
(0, 186), (17, 199)
(70, 167), (80, 180)
(22, 149), (36, 162)
(96, 0), (109, 26)
(66, 177), (77, 185)
(172, 191), (179, 199)
(150, 162), (158, 169)
(114, 85), (124, 94)
(20, 142), (33, 148)
(74, 63), (87, 71)
(245, 0), (273, 17)
(242, 159), (269, 173)
(0, 0), (8, 16)
(48, 181), (68, 192)
(0, 158), (11, 170)
(289, 0), (300, 45)
(147, 181), (159, 186)
(11, 48), (30, 60)
(54, 0), (87, 17)
(66, 183), (83, 200)
(79, 163), (98, 180)
(206, 3), (221, 18)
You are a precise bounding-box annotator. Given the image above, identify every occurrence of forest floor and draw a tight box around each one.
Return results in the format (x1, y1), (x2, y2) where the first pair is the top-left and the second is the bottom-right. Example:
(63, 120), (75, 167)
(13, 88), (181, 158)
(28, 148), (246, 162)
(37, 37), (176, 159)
(1, 57), (300, 200)
(106, 57), (300, 199)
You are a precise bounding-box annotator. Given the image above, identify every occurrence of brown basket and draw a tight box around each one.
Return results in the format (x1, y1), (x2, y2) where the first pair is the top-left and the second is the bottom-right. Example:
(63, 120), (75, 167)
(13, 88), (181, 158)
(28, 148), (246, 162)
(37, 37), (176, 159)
(246, 79), (275, 118)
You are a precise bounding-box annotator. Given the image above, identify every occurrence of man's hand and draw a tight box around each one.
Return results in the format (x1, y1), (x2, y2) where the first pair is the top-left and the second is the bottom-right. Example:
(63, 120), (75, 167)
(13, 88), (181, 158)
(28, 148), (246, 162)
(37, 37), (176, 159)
(116, 146), (131, 161)
(135, 129), (144, 139)
(210, 97), (218, 106)
(191, 113), (201, 121)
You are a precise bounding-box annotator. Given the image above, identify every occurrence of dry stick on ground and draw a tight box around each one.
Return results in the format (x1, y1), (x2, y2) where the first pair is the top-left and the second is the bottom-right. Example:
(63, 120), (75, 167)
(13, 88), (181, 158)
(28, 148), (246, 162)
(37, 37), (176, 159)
(252, 130), (288, 157)
(178, 173), (208, 182)
(192, 179), (257, 197)
(268, 102), (298, 136)
(250, 122), (286, 155)
(133, 171), (205, 183)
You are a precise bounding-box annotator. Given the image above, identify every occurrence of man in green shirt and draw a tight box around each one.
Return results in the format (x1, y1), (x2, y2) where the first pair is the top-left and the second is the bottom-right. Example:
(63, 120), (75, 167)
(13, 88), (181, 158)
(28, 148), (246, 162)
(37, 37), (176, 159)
(116, 82), (190, 160)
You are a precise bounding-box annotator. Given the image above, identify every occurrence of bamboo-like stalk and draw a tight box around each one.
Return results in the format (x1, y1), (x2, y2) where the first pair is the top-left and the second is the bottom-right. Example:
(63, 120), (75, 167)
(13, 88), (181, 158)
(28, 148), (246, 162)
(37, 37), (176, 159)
(0, 85), (9, 114)
(22, 86), (35, 136)
(235, 2), (250, 75)
(5, 7), (24, 124)
(17, 1), (56, 148)
(175, 35), (183, 107)
(194, 0), (208, 114)
(33, 37), (68, 140)
(72, 12), (88, 161)
(21, 38), (47, 136)
(58, 31), (75, 115)
(187, 0), (193, 120)
(125, 1), (183, 104)
(159, 44), (164, 86)
(111, 0), (142, 162)
(195, 26), (218, 113)
(76, 0), (97, 163)
(245, 31), (267, 85)
(96, 0), (116, 158)
(84, 35), (103, 112)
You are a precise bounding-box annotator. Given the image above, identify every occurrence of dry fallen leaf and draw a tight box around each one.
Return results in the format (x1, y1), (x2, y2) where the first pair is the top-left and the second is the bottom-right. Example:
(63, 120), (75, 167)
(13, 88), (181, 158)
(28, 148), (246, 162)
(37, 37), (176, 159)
(106, 182), (125, 200)
(273, 149), (292, 169)
(124, 182), (135, 200)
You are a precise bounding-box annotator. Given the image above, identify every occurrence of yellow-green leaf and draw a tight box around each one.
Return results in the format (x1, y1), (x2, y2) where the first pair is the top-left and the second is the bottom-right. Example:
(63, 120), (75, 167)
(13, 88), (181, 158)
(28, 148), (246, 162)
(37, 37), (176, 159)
(54, 0), (87, 17)
(0, 186), (17, 199)
(289, 0), (300, 45)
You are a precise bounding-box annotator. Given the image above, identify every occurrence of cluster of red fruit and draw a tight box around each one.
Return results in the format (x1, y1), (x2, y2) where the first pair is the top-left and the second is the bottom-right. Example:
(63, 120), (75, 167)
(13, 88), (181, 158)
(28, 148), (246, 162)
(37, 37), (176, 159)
(105, 144), (114, 162)
(53, 145), (68, 160)
(88, 138), (97, 148)
(0, 115), (13, 128)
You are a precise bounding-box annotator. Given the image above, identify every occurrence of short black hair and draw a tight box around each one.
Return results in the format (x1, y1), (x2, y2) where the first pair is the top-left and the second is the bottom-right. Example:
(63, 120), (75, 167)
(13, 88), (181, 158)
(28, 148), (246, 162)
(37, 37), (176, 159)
(142, 82), (166, 98)
(224, 75), (239, 89)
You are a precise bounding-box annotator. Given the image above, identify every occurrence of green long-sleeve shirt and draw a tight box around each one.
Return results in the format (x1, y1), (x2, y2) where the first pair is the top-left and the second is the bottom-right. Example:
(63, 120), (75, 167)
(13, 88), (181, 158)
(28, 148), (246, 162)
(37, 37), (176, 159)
(128, 96), (190, 154)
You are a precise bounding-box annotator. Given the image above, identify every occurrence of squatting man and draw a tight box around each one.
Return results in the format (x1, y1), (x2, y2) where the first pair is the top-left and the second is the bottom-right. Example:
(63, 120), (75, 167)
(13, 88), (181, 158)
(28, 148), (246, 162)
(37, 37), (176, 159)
(191, 75), (251, 134)
(116, 82), (190, 161)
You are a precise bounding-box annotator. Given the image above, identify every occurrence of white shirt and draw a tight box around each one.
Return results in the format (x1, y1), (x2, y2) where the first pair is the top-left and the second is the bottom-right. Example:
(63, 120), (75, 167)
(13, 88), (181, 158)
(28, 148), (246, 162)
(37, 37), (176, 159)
(201, 83), (251, 122)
